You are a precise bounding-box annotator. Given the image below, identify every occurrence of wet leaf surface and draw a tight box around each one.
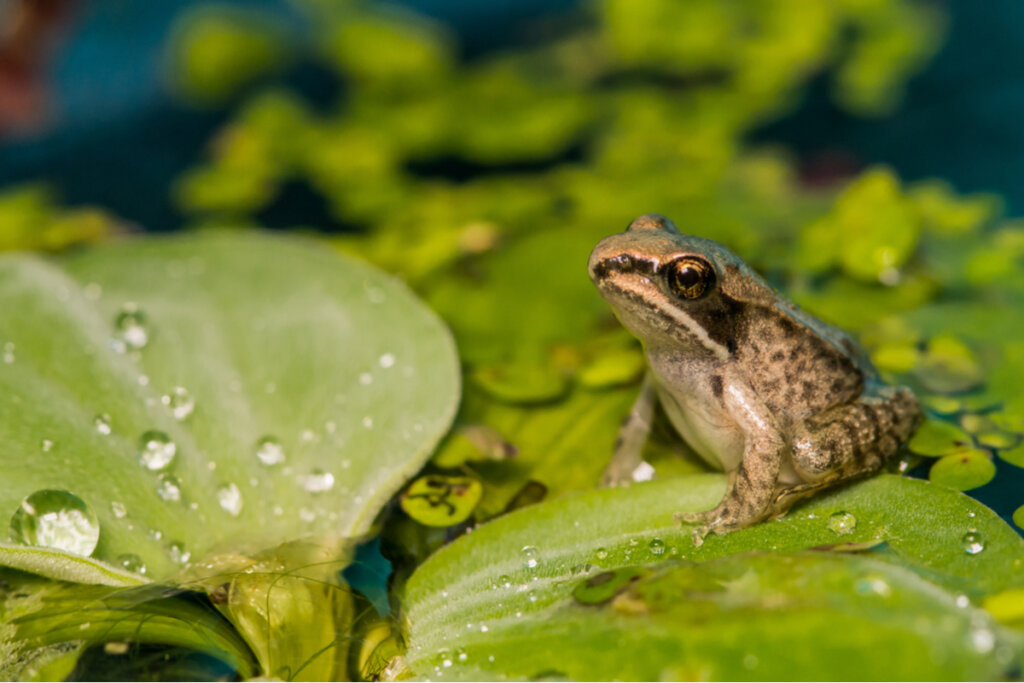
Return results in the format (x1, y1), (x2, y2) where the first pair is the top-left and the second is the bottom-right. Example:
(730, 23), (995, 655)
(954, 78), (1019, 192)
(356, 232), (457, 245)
(402, 475), (1024, 680)
(0, 231), (459, 583)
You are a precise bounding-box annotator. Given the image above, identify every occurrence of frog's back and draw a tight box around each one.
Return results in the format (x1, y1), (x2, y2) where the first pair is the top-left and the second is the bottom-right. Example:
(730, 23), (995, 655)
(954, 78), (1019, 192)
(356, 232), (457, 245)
(712, 256), (876, 419)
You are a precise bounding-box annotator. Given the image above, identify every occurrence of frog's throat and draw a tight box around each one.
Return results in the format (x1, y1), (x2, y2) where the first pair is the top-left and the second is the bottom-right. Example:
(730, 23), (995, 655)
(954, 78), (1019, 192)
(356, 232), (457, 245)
(596, 275), (730, 362)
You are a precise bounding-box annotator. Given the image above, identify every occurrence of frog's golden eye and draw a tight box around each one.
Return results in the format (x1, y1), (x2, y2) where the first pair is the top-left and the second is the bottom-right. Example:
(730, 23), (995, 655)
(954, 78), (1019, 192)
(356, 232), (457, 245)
(667, 257), (715, 300)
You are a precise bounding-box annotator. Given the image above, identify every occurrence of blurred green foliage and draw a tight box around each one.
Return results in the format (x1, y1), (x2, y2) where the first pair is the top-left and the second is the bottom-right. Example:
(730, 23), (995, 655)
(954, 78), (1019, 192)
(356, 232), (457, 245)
(0, 185), (120, 252)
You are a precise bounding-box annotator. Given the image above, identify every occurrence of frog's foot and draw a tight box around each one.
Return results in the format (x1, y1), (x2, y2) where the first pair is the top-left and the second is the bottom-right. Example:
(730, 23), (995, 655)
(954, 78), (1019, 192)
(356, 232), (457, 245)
(673, 509), (713, 525)
(673, 509), (720, 547)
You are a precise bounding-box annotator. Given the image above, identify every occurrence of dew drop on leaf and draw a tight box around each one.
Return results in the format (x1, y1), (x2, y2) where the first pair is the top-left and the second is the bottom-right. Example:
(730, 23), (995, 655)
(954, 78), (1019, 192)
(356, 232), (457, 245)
(962, 531), (985, 555)
(379, 352), (396, 368)
(94, 414), (112, 435)
(648, 538), (666, 556)
(110, 501), (127, 518)
(137, 430), (176, 470)
(255, 436), (285, 466)
(827, 511), (857, 535)
(117, 553), (146, 574)
(521, 545), (539, 569)
(596, 547), (608, 560)
(168, 541), (191, 564)
(113, 304), (149, 350)
(161, 386), (195, 421)
(8, 489), (100, 556)
(40, 439), (53, 452)
(217, 482), (243, 516)
(302, 469), (335, 493)
(156, 473), (182, 502)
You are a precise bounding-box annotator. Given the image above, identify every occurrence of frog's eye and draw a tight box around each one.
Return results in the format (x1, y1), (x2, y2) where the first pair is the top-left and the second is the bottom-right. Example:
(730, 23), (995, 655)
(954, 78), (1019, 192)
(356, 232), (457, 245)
(667, 257), (715, 300)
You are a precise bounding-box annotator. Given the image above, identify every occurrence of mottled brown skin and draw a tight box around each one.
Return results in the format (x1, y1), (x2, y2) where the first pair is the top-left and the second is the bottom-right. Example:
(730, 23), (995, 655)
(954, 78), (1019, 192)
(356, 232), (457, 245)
(588, 214), (921, 545)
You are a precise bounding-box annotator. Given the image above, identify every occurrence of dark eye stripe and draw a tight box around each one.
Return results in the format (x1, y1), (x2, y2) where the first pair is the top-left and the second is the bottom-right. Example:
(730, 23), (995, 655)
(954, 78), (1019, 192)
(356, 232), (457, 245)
(593, 254), (658, 279)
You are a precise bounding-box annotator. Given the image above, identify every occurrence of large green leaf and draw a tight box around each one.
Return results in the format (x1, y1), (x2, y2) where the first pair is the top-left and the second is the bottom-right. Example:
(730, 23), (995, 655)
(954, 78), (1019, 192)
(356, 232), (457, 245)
(0, 230), (459, 582)
(401, 474), (1024, 680)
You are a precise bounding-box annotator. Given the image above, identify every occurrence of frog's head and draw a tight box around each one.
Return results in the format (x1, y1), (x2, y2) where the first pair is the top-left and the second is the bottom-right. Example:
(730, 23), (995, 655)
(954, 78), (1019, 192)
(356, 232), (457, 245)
(588, 213), (770, 358)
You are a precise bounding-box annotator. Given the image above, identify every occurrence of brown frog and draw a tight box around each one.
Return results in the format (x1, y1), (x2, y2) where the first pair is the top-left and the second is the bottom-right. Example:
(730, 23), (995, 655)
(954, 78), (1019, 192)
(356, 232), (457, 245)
(588, 214), (921, 545)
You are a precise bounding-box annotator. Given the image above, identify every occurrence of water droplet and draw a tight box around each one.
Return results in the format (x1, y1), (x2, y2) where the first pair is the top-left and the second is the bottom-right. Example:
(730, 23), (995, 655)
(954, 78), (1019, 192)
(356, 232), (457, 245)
(167, 541), (190, 564)
(521, 545), (539, 569)
(362, 416), (374, 429)
(302, 470), (335, 493)
(9, 490), (100, 556)
(161, 387), (194, 421)
(955, 594), (970, 608)
(117, 553), (146, 574)
(217, 483), (243, 516)
(379, 353), (395, 368)
(479, 624), (489, 632)
(137, 431), (176, 470)
(962, 531), (985, 555)
(255, 436), (285, 466)
(110, 501), (127, 518)
(648, 538), (666, 556)
(971, 626), (996, 653)
(631, 461), (655, 482)
(2, 342), (14, 364)
(113, 304), (148, 350)
(94, 414), (112, 435)
(41, 439), (53, 452)
(359, 372), (373, 385)
(595, 547), (608, 560)
(456, 649), (467, 662)
(156, 474), (182, 502)
(498, 574), (512, 588)
(148, 529), (163, 541)
(827, 511), (857, 535)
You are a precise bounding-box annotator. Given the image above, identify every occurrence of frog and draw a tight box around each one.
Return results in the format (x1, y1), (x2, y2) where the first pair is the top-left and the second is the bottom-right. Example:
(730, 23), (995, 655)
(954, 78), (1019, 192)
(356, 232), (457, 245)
(588, 213), (921, 546)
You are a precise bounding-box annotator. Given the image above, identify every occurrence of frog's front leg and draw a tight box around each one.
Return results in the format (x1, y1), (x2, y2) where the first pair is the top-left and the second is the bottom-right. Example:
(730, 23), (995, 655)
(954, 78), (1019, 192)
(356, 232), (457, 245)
(601, 374), (657, 487)
(675, 380), (785, 546)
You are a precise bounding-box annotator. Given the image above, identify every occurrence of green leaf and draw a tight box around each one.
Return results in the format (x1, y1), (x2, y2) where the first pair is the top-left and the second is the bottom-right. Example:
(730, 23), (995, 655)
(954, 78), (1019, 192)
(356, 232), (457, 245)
(400, 475), (483, 527)
(929, 450), (997, 491)
(0, 231), (459, 582)
(1, 573), (257, 681)
(401, 474), (1024, 679)
(908, 419), (973, 457)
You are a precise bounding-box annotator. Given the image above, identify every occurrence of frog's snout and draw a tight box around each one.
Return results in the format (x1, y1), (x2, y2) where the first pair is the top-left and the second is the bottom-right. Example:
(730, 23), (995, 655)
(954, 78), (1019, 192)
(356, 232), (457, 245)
(588, 240), (658, 284)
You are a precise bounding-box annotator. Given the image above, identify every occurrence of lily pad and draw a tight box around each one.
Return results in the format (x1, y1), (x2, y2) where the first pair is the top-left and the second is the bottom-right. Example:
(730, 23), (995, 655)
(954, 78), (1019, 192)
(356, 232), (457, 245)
(908, 419), (973, 457)
(929, 450), (997, 491)
(0, 231), (459, 582)
(401, 474), (1024, 680)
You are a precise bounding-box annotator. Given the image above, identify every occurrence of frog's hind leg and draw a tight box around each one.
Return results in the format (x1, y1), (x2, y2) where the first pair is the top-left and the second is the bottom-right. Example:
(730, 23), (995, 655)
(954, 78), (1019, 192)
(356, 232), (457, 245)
(601, 374), (657, 487)
(775, 385), (921, 516)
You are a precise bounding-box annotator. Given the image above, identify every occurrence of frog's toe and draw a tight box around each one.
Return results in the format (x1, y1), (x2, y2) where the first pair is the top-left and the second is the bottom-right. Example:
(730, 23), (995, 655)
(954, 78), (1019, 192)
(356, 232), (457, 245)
(690, 525), (712, 547)
(674, 509), (713, 525)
